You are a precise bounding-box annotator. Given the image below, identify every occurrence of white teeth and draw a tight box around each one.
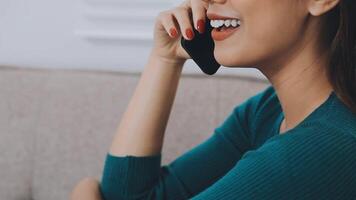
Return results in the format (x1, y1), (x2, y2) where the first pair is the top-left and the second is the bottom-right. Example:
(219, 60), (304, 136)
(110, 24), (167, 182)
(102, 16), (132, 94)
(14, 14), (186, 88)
(210, 19), (240, 28)
(231, 19), (237, 27)
(210, 20), (220, 27)
(224, 20), (231, 27)
(212, 20), (219, 27)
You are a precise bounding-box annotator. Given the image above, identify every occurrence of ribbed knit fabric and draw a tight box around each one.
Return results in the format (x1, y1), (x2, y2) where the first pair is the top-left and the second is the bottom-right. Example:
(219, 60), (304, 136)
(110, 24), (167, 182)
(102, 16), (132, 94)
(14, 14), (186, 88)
(99, 85), (356, 200)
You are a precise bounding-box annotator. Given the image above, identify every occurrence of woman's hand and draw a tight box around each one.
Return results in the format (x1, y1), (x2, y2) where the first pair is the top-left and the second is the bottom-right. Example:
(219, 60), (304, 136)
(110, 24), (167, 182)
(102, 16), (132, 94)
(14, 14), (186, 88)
(151, 0), (209, 64)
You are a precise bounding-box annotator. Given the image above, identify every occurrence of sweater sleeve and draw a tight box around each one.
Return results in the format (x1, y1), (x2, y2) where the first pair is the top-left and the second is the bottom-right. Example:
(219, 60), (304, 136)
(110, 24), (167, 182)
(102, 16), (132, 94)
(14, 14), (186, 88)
(99, 94), (263, 200)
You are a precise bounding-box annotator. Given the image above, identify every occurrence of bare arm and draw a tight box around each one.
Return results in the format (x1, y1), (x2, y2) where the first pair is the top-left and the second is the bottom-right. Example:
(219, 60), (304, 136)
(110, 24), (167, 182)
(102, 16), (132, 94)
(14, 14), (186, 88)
(109, 51), (186, 157)
(109, 0), (207, 157)
(72, 52), (186, 200)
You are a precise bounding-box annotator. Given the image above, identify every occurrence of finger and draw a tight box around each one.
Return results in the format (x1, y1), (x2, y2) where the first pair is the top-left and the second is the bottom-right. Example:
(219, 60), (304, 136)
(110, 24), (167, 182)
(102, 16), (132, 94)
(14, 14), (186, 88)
(172, 6), (195, 40)
(191, 0), (209, 34)
(158, 11), (179, 39)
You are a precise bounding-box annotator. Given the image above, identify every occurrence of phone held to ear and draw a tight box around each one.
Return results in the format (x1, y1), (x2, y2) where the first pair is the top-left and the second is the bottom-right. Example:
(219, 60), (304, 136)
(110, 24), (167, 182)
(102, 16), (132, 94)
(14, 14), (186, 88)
(180, 17), (221, 75)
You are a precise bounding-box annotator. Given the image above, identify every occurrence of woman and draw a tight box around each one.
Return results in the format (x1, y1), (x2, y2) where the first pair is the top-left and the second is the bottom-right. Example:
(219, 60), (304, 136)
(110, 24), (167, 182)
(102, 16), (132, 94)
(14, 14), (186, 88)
(71, 0), (356, 199)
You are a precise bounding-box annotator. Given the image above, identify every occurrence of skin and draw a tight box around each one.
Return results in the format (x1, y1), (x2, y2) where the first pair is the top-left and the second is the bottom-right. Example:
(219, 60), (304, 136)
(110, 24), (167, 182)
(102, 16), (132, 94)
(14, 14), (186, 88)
(71, 0), (340, 198)
(208, 0), (339, 133)
(70, 178), (102, 200)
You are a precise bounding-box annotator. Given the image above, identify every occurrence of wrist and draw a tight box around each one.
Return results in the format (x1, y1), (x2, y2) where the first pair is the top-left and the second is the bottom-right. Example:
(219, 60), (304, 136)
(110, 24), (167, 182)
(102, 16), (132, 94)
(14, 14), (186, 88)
(149, 50), (187, 67)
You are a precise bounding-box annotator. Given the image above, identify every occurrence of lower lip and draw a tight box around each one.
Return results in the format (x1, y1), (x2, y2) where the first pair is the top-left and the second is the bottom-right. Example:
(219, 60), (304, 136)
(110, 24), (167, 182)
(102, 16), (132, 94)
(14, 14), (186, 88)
(211, 26), (240, 41)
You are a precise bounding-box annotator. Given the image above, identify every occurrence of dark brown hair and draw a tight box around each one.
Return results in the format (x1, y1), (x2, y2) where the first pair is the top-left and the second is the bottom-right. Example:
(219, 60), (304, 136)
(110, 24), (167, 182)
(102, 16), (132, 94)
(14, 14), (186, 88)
(322, 0), (356, 114)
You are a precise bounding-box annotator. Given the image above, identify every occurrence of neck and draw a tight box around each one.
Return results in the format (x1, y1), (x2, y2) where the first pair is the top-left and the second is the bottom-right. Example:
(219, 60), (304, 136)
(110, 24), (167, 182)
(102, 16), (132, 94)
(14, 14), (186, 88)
(259, 40), (333, 133)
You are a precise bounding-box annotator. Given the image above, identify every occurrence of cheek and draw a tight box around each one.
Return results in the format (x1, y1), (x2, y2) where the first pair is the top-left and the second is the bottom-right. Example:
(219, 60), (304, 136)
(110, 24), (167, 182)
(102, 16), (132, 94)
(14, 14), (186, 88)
(250, 15), (303, 66)
(213, 16), (283, 67)
(241, 0), (298, 45)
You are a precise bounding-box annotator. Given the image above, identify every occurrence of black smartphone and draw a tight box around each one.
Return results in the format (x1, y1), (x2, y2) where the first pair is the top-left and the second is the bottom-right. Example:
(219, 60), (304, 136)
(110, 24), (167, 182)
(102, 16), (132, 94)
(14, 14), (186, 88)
(180, 17), (221, 75)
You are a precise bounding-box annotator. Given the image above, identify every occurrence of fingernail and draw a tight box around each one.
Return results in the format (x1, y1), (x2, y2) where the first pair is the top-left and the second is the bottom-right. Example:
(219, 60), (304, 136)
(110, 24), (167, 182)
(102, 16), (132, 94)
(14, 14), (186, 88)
(197, 19), (205, 34)
(169, 28), (178, 38)
(185, 28), (194, 40)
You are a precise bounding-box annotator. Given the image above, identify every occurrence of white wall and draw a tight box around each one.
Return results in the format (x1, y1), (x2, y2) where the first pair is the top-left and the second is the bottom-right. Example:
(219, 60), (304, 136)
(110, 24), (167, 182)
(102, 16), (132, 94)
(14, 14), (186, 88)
(0, 0), (265, 79)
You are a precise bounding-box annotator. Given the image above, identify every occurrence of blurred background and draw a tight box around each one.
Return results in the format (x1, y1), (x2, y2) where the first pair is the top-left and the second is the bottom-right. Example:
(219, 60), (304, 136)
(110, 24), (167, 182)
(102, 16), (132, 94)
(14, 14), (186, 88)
(0, 0), (269, 199)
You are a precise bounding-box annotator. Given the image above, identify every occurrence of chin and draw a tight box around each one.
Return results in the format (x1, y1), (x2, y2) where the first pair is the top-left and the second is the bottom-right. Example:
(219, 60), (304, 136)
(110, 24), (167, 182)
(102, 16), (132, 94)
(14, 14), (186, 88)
(214, 51), (246, 68)
(214, 47), (263, 68)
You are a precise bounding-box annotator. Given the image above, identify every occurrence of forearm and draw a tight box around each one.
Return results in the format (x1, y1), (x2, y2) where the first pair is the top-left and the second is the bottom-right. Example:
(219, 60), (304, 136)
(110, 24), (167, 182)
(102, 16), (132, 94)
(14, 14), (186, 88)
(109, 51), (186, 157)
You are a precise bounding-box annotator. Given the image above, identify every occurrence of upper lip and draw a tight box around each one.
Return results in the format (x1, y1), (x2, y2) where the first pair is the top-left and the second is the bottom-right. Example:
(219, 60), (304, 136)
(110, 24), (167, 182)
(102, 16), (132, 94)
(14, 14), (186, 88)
(207, 13), (240, 20)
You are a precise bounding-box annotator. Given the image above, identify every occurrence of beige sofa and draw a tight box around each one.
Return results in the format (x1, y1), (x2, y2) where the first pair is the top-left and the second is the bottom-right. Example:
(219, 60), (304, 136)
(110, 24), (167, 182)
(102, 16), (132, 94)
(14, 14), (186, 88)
(0, 66), (269, 200)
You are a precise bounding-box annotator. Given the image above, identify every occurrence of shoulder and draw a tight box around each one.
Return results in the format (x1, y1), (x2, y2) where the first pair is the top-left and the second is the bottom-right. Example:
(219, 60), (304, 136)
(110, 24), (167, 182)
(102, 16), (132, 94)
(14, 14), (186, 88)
(323, 94), (356, 138)
(227, 85), (281, 146)
(232, 84), (277, 114)
(229, 85), (279, 129)
(215, 85), (278, 147)
(210, 85), (278, 154)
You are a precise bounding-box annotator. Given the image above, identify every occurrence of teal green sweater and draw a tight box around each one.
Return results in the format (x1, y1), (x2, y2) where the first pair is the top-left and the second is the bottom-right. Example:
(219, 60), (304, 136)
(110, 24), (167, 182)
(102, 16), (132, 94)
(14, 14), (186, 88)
(99, 85), (356, 200)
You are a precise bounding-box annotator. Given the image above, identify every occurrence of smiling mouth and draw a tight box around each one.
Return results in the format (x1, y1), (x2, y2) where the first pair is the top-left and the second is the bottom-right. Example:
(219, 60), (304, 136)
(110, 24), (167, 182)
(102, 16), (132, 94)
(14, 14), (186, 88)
(210, 20), (241, 41)
(210, 19), (241, 31)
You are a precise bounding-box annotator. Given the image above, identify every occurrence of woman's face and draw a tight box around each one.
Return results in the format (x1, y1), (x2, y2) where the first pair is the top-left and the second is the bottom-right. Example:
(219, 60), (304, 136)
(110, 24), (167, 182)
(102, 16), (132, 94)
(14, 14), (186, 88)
(207, 0), (308, 69)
